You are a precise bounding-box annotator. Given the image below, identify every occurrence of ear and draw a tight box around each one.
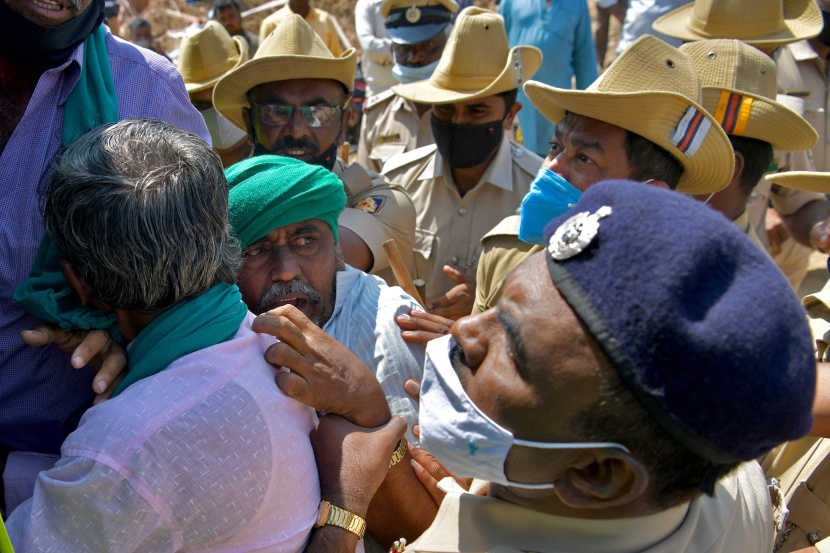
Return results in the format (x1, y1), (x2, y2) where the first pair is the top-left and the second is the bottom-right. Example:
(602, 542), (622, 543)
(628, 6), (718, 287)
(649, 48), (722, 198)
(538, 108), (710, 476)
(731, 150), (746, 190)
(59, 259), (111, 313)
(504, 101), (522, 131)
(554, 449), (649, 510)
(242, 107), (256, 146)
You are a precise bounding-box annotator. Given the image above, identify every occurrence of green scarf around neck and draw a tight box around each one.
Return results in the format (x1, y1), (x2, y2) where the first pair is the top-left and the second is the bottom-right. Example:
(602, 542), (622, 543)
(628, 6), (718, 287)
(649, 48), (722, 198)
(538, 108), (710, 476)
(113, 283), (249, 396)
(14, 25), (120, 334)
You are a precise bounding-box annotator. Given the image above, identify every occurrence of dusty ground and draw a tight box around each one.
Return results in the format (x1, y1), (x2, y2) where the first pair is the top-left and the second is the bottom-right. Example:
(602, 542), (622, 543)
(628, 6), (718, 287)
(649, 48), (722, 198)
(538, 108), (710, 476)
(122, 0), (500, 55)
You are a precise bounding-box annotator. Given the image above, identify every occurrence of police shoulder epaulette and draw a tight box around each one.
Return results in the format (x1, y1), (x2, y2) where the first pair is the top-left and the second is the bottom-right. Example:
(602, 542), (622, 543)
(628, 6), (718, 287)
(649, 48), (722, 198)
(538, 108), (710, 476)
(510, 141), (544, 175)
(481, 214), (521, 243)
(382, 144), (438, 175)
(365, 89), (396, 110)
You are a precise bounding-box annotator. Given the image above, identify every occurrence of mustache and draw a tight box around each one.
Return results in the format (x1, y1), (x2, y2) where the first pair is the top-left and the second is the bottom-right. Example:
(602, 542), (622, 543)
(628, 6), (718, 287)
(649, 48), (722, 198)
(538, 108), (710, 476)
(270, 136), (319, 155)
(256, 279), (322, 314)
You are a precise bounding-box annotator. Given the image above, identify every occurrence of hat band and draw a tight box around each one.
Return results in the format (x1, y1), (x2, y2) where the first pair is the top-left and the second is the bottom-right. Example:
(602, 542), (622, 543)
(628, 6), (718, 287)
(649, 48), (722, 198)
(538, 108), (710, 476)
(668, 106), (712, 157)
(714, 91), (754, 136)
(386, 7), (452, 27)
(688, 14), (786, 40)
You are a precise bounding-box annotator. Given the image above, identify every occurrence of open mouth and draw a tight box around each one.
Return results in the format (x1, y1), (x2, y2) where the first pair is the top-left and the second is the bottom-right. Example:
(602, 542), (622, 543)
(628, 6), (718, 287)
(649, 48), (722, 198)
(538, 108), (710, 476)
(31, 0), (70, 13)
(267, 295), (310, 312)
(277, 148), (316, 161)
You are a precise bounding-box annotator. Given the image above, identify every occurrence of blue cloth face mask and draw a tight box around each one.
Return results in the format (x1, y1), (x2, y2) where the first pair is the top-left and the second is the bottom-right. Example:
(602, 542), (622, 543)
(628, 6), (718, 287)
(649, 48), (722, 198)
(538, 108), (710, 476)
(392, 59), (440, 84)
(418, 335), (630, 490)
(518, 168), (583, 246)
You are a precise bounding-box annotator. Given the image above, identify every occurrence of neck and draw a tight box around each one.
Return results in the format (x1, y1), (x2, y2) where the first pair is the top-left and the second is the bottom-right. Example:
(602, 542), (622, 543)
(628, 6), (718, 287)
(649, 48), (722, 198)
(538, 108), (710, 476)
(289, 2), (310, 17)
(115, 310), (162, 343)
(0, 50), (44, 154)
(490, 484), (662, 519)
(449, 146), (499, 197)
(695, 178), (747, 222)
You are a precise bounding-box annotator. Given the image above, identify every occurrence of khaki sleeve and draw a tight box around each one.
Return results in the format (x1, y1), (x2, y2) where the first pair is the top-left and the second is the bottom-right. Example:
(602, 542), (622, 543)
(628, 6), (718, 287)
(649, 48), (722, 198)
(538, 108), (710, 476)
(339, 182), (416, 275)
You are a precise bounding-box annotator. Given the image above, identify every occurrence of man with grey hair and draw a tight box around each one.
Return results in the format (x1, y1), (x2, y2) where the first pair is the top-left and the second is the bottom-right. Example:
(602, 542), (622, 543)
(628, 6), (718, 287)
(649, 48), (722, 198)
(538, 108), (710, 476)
(6, 118), (390, 551)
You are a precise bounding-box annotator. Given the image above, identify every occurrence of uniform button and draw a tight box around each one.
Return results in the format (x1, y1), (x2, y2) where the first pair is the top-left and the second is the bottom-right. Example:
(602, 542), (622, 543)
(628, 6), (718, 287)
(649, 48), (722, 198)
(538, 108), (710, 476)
(513, 147), (523, 158)
(457, 207), (467, 216)
(451, 256), (460, 265)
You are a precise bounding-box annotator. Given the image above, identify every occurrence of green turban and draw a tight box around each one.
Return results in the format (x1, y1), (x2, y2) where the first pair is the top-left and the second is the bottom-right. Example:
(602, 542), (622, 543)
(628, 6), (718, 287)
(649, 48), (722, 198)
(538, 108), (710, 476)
(227, 155), (347, 249)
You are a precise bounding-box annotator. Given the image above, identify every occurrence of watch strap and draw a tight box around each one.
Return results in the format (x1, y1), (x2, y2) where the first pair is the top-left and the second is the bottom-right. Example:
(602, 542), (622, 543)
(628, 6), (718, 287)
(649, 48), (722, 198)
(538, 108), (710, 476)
(315, 500), (366, 539)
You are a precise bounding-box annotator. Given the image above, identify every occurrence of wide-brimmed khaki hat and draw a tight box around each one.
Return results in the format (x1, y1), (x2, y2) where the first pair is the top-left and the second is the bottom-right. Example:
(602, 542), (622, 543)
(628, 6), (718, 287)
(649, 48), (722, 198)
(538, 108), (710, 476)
(653, 0), (822, 49)
(178, 21), (249, 94)
(523, 35), (734, 195)
(680, 39), (817, 152)
(213, 14), (357, 131)
(391, 7), (541, 104)
(766, 171), (830, 192)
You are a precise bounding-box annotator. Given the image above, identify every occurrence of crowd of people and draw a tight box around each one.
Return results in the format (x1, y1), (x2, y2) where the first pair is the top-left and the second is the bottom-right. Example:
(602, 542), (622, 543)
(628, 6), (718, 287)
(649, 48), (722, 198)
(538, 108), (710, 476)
(2, 0), (830, 552)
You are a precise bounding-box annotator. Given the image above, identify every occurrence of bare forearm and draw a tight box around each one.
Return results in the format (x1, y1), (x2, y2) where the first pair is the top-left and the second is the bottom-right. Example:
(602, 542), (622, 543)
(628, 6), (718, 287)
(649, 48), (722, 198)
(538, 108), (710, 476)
(366, 451), (438, 549)
(783, 199), (830, 247)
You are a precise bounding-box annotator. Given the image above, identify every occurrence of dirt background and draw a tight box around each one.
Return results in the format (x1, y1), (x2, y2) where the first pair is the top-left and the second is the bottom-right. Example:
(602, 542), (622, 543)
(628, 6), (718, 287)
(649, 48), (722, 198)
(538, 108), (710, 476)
(118, 0), (501, 55)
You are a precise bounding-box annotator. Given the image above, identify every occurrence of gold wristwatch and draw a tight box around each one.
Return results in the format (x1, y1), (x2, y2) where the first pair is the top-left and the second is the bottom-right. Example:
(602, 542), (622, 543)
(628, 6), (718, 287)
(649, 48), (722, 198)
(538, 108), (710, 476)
(314, 500), (366, 539)
(389, 437), (408, 467)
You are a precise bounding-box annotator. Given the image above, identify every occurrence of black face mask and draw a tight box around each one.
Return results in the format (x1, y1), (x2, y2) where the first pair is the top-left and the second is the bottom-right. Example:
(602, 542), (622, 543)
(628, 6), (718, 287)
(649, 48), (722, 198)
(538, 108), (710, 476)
(431, 113), (505, 169)
(818, 10), (830, 49)
(0, 0), (104, 67)
(252, 136), (340, 171)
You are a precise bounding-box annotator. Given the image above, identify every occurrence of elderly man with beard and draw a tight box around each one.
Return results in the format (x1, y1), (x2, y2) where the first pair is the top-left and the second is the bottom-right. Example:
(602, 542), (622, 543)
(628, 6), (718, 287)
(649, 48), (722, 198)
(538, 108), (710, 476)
(227, 154), (425, 433)
(228, 154), (436, 548)
(0, 0), (207, 515)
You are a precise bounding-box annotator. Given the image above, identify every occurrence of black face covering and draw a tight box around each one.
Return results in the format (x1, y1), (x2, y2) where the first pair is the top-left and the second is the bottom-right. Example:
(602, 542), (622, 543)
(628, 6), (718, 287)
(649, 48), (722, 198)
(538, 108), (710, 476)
(818, 10), (830, 49)
(0, 0), (104, 66)
(431, 113), (505, 169)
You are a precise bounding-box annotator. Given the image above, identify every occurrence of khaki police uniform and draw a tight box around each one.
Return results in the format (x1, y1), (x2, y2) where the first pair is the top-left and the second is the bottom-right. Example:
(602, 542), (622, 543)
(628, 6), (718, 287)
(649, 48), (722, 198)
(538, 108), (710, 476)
(759, 283), (830, 552)
(333, 159), (416, 284)
(403, 465), (773, 552)
(357, 89), (434, 173)
(382, 138), (541, 303)
(746, 177), (823, 290)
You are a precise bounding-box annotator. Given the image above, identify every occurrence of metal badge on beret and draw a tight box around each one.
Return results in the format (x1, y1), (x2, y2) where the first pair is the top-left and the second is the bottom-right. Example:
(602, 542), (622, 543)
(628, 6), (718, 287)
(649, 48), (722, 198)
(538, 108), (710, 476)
(548, 206), (613, 260)
(406, 5), (421, 23)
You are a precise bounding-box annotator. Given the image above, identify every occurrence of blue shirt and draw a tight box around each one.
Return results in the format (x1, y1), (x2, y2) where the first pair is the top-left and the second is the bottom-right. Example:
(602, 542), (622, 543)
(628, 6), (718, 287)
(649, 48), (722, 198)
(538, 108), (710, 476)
(499, 0), (598, 157)
(0, 29), (209, 454)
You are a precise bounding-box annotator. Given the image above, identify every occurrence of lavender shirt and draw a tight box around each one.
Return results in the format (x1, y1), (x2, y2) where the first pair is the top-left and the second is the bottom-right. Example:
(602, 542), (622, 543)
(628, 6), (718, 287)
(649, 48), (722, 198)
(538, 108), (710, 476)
(6, 313), (321, 551)
(0, 29), (209, 454)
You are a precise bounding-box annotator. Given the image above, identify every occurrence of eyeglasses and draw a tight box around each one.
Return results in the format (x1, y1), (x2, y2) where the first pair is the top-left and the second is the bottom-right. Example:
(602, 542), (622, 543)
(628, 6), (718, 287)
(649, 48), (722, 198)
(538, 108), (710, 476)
(254, 103), (344, 128)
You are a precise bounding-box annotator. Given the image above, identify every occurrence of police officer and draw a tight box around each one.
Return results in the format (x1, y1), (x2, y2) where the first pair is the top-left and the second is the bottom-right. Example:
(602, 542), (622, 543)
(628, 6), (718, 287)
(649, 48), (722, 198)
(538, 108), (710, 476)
(214, 15), (415, 282)
(357, 0), (458, 172)
(381, 7), (542, 319)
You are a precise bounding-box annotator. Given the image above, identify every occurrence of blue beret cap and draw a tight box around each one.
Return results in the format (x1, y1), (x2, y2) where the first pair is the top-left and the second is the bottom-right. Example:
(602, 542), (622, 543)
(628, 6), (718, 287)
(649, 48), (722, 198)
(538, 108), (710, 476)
(386, 5), (453, 44)
(543, 180), (816, 464)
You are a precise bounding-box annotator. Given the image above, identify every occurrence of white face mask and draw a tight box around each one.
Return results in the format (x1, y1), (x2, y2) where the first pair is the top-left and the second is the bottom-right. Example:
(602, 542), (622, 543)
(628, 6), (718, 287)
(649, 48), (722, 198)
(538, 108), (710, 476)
(200, 107), (247, 151)
(418, 335), (630, 490)
(391, 59), (440, 84)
